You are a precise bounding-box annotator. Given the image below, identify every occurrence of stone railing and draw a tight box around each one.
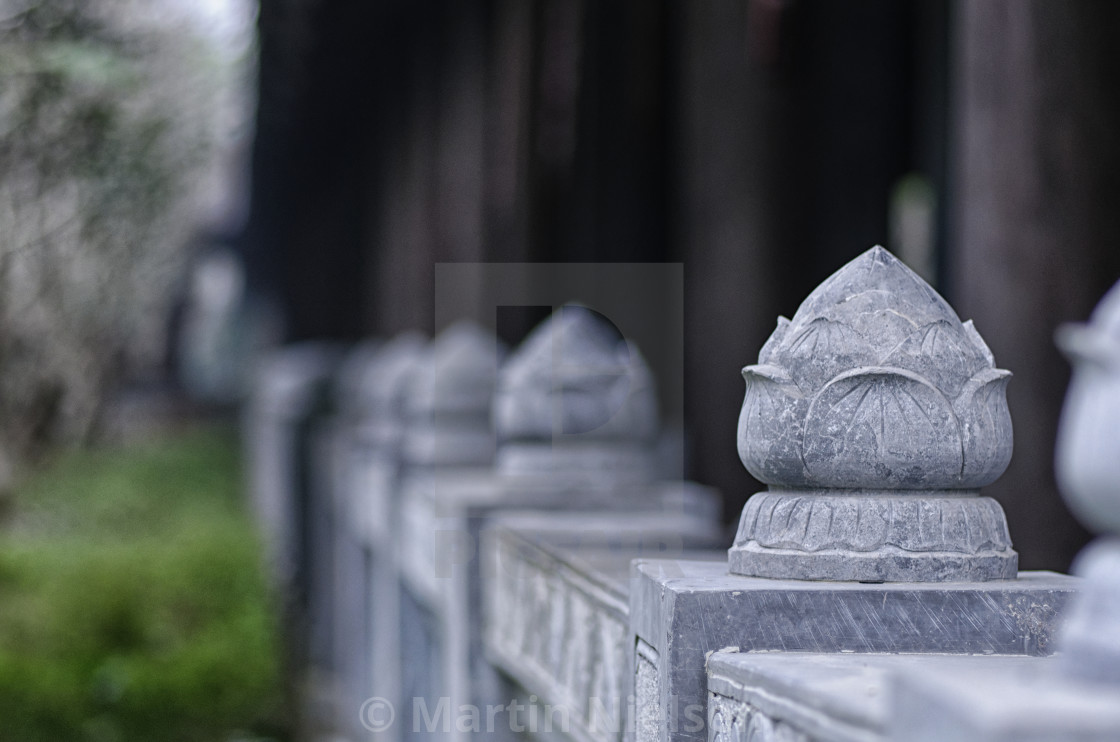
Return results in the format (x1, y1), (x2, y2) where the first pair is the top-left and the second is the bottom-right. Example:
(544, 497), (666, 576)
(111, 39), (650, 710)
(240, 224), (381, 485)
(245, 249), (1120, 742)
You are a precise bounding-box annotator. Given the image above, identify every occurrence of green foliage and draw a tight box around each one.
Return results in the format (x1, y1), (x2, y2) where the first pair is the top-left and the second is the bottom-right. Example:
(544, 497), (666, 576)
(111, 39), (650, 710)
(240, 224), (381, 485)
(0, 428), (288, 742)
(0, 0), (247, 473)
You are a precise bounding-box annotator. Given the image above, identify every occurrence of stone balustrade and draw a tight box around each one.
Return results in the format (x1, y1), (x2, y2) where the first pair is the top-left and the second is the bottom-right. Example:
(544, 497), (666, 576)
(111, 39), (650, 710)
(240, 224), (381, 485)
(242, 250), (1120, 742)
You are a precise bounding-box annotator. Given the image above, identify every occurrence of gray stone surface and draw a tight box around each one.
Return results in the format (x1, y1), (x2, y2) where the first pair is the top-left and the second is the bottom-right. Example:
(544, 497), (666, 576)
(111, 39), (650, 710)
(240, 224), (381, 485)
(731, 246), (1017, 581)
(1055, 278), (1120, 535)
(394, 306), (721, 742)
(243, 342), (345, 737)
(400, 474), (721, 742)
(1052, 278), (1120, 685)
(889, 655), (1120, 742)
(631, 558), (1079, 742)
(345, 332), (427, 742)
(482, 513), (726, 742)
(707, 652), (1063, 742)
(493, 304), (659, 479)
(395, 322), (505, 740)
(857, 278), (1120, 742)
(245, 342), (341, 585)
(403, 320), (506, 468)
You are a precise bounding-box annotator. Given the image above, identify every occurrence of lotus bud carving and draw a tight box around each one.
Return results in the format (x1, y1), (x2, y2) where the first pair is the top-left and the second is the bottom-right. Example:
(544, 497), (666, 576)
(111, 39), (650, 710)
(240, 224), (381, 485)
(738, 246), (1013, 490)
(494, 304), (658, 443)
(1055, 278), (1120, 535)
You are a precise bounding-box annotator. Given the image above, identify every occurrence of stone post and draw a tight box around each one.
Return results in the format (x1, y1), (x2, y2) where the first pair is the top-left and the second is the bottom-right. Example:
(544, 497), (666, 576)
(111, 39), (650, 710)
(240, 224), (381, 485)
(345, 331), (427, 742)
(314, 340), (380, 738)
(631, 247), (1078, 742)
(242, 342), (342, 736)
(396, 321), (505, 739)
(400, 304), (719, 742)
(730, 245), (1017, 582)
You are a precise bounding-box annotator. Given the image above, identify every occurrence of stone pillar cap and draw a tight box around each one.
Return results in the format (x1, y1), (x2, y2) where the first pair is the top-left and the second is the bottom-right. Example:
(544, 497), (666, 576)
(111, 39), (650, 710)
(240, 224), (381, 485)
(739, 245), (1013, 490)
(493, 304), (658, 443)
(356, 331), (427, 419)
(406, 320), (506, 418)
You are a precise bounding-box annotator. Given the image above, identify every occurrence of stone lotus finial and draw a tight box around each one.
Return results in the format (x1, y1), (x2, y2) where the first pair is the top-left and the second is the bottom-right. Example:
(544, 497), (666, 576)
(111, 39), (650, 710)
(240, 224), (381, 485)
(493, 304), (658, 477)
(407, 320), (506, 419)
(739, 245), (1012, 489)
(403, 321), (505, 467)
(355, 331), (427, 447)
(1054, 278), (1120, 683)
(1055, 279), (1120, 535)
(730, 247), (1018, 582)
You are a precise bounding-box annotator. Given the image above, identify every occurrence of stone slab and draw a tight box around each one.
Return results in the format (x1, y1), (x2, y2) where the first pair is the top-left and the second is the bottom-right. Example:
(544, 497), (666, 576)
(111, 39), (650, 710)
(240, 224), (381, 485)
(483, 513), (726, 742)
(398, 477), (722, 742)
(889, 656), (1120, 742)
(631, 559), (1080, 742)
(706, 652), (1043, 742)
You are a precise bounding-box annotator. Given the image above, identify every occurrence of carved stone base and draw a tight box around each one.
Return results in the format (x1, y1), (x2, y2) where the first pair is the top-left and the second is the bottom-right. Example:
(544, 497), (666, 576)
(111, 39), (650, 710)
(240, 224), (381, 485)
(729, 490), (1018, 581)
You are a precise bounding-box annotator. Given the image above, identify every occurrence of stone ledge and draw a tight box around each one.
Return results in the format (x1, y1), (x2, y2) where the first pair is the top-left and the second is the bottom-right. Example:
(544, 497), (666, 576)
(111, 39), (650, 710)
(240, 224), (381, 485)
(890, 656), (1120, 742)
(631, 559), (1079, 742)
(707, 652), (1054, 742)
(482, 514), (725, 742)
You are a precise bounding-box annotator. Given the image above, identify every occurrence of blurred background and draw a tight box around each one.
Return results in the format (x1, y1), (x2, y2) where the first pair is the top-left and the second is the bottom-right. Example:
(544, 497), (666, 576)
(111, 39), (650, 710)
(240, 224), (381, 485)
(2, 0), (1120, 739)
(243, 0), (1120, 572)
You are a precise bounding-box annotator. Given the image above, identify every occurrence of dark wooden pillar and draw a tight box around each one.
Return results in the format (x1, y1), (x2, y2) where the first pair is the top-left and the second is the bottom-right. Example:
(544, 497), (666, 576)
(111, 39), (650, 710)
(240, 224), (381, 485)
(950, 0), (1120, 570)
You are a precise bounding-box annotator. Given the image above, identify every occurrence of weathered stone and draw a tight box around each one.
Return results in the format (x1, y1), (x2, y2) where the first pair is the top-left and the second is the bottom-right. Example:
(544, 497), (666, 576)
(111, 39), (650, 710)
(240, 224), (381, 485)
(631, 558), (1078, 742)
(482, 512), (725, 742)
(708, 652), (1087, 742)
(889, 656), (1120, 742)
(395, 305), (722, 742)
(349, 331), (426, 547)
(731, 246), (1017, 581)
(402, 473), (721, 742)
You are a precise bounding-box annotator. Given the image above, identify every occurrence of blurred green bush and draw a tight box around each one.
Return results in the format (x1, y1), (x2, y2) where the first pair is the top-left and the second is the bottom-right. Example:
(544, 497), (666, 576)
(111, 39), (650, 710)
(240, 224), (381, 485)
(0, 427), (287, 742)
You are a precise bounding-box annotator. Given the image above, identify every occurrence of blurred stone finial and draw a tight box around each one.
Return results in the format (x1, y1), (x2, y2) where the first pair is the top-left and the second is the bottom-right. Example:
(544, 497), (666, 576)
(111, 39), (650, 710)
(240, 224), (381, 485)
(408, 321), (506, 418)
(730, 246), (1018, 582)
(356, 331), (427, 445)
(1055, 280), (1120, 535)
(403, 321), (505, 467)
(1055, 278), (1120, 683)
(493, 304), (658, 477)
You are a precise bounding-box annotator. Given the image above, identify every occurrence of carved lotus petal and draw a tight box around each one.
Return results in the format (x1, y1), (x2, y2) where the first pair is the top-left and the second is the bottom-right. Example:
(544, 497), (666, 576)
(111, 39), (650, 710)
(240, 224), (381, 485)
(738, 365), (810, 485)
(794, 246), (959, 333)
(774, 317), (878, 392)
(757, 316), (790, 365)
(882, 320), (991, 398)
(818, 291), (922, 352)
(738, 246), (1013, 491)
(954, 367), (1013, 487)
(802, 367), (962, 488)
(740, 493), (1012, 554)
